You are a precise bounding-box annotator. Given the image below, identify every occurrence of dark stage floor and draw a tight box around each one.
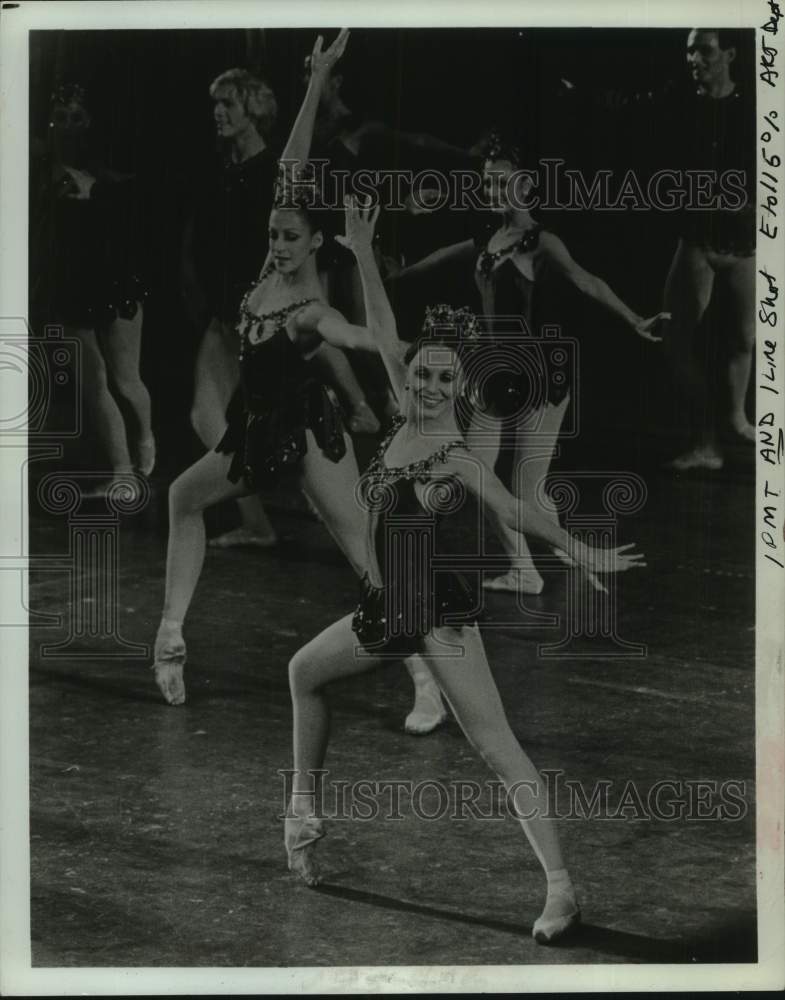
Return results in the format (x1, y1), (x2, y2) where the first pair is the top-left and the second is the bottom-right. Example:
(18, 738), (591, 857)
(27, 462), (756, 967)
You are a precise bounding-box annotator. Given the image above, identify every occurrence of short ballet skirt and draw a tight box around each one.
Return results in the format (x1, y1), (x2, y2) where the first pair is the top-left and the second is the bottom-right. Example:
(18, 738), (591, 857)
(32, 174), (148, 328)
(352, 569), (478, 657)
(473, 255), (573, 418)
(216, 381), (347, 491)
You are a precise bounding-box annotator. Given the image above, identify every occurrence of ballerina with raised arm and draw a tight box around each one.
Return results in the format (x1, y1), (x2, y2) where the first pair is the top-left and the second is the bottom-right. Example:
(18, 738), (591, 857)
(151, 32), (447, 737)
(394, 131), (667, 595)
(284, 198), (647, 945)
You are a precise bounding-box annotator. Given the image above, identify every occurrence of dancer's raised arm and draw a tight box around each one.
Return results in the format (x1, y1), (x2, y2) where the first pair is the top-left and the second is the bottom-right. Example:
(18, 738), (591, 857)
(335, 196), (408, 400)
(280, 29), (349, 180)
(258, 29), (349, 277)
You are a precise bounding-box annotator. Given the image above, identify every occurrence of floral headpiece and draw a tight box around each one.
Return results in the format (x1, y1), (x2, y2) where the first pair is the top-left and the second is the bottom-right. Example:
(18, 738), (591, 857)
(422, 304), (482, 344)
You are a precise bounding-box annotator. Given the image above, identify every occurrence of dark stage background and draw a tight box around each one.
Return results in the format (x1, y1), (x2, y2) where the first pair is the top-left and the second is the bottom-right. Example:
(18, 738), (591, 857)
(28, 27), (756, 481)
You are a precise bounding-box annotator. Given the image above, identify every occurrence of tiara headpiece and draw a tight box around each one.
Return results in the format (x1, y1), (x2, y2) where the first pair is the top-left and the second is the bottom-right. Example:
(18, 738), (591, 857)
(422, 304), (482, 344)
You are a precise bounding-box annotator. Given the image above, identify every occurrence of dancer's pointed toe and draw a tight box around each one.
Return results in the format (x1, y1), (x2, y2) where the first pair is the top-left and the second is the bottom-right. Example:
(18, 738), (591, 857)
(285, 815), (326, 887)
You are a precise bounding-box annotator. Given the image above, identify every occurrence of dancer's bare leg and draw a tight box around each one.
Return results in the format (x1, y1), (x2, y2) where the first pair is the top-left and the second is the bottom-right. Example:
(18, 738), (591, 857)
(287, 618), (579, 940)
(421, 625), (579, 942)
(716, 254), (755, 441)
(153, 447), (250, 705)
(101, 304), (155, 474)
(663, 240), (721, 468)
(287, 614), (385, 884)
(299, 429), (445, 734)
(191, 316), (276, 547)
(71, 327), (134, 492)
(465, 410), (544, 594)
(512, 397), (570, 563)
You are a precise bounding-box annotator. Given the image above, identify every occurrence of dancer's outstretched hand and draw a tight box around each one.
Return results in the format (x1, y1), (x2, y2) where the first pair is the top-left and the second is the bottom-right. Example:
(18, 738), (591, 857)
(581, 541), (647, 577)
(632, 311), (670, 342)
(335, 195), (380, 256)
(308, 29), (350, 81)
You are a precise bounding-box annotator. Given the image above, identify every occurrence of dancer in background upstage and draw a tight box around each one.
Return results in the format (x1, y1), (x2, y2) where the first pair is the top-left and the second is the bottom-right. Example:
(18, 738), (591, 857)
(182, 67), (380, 551)
(284, 198), (647, 945)
(31, 83), (155, 493)
(661, 28), (756, 471)
(181, 67), (281, 548)
(394, 132), (666, 594)
(153, 32), (446, 736)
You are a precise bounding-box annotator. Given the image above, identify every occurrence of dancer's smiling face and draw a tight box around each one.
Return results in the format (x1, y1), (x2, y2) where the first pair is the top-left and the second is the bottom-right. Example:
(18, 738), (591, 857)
(268, 208), (323, 273)
(407, 343), (464, 419)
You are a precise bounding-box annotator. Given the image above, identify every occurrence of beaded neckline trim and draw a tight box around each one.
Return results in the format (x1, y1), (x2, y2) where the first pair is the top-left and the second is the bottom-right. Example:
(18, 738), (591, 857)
(477, 224), (542, 276)
(236, 260), (318, 354)
(365, 415), (466, 483)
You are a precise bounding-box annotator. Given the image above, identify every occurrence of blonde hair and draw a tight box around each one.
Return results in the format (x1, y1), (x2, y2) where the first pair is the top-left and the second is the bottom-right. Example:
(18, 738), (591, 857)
(209, 69), (277, 138)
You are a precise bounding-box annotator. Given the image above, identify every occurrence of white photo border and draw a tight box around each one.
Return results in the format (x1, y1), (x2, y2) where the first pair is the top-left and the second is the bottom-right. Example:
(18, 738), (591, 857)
(1, 0), (783, 993)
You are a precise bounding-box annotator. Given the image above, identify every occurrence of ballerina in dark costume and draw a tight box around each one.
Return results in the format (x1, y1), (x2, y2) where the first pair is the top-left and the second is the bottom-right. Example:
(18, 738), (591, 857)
(396, 133), (667, 594)
(31, 83), (155, 491)
(152, 32), (445, 731)
(284, 197), (647, 945)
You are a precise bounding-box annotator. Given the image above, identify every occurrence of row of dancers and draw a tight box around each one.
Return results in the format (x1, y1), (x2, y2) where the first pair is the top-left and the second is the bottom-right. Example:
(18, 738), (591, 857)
(33, 27), (753, 945)
(152, 31), (648, 945)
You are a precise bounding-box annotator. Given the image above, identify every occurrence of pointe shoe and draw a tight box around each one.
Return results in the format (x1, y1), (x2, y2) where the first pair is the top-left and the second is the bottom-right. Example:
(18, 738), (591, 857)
(482, 569), (544, 596)
(208, 526), (278, 549)
(532, 889), (581, 945)
(152, 626), (186, 706)
(666, 447), (724, 471)
(404, 681), (447, 736)
(137, 437), (156, 477)
(348, 401), (381, 436)
(285, 815), (325, 886)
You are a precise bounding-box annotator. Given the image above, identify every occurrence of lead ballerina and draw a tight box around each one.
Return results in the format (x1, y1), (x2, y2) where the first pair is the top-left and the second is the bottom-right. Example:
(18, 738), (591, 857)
(284, 197), (647, 945)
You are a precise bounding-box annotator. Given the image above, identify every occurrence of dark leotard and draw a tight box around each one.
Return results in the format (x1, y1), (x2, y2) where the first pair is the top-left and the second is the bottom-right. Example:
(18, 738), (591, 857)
(216, 269), (346, 489)
(675, 89), (755, 257)
(352, 415), (480, 656)
(473, 225), (572, 416)
(31, 163), (145, 328)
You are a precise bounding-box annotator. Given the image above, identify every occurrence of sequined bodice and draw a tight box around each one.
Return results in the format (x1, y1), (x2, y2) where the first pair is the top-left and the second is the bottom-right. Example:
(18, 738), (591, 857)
(475, 227), (541, 332)
(361, 416), (469, 588)
(235, 269), (318, 414)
